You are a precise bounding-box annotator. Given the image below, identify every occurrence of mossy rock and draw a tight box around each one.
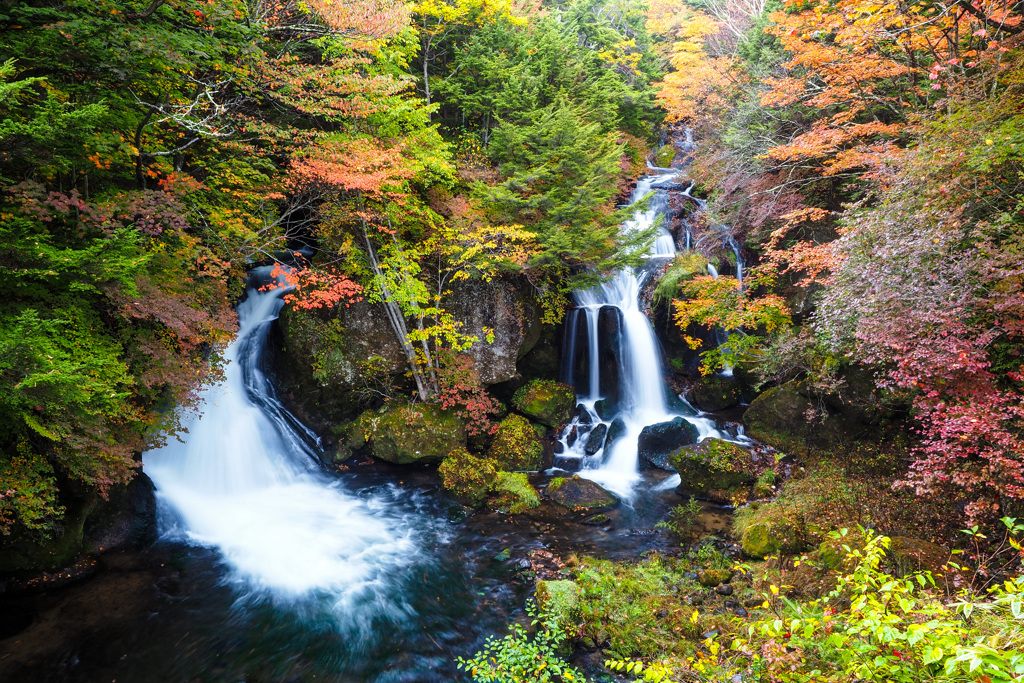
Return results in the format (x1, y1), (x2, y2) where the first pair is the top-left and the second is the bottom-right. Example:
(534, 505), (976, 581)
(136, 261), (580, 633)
(491, 471), (541, 513)
(511, 379), (576, 427)
(888, 537), (950, 577)
(638, 417), (699, 469)
(740, 520), (807, 559)
(818, 529), (870, 571)
(358, 403), (466, 465)
(652, 144), (676, 168)
(535, 579), (583, 628)
(698, 569), (732, 587)
(488, 414), (545, 471)
(544, 475), (618, 511)
(669, 439), (756, 504)
(438, 448), (499, 507)
(688, 375), (742, 413)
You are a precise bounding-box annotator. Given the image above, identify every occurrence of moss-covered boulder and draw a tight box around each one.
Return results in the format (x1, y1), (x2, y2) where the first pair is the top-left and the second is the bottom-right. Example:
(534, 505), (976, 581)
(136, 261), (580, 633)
(535, 579), (583, 627)
(488, 414), (544, 471)
(697, 569), (732, 587)
(545, 475), (618, 511)
(652, 144), (676, 168)
(888, 537), (950, 577)
(438, 448), (499, 507)
(511, 379), (576, 427)
(669, 438), (756, 504)
(740, 520), (807, 559)
(491, 471), (541, 513)
(688, 375), (742, 413)
(358, 403), (466, 465)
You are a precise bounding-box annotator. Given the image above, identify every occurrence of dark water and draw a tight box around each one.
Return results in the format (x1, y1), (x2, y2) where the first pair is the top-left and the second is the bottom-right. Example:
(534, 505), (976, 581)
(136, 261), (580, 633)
(0, 464), (721, 683)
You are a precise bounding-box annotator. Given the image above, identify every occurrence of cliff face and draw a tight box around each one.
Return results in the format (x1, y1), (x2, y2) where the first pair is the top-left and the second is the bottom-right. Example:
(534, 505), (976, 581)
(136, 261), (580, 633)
(274, 275), (544, 431)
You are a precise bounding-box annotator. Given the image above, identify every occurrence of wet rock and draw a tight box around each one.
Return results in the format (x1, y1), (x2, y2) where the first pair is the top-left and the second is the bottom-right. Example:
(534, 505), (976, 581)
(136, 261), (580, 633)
(594, 398), (618, 421)
(669, 439), (756, 504)
(358, 403), (466, 465)
(545, 475), (618, 511)
(715, 583), (733, 596)
(584, 424), (608, 455)
(512, 380), (576, 427)
(489, 414), (544, 471)
(574, 404), (594, 425)
(637, 417), (699, 469)
(553, 441), (565, 455)
(83, 473), (158, 555)
(683, 571), (699, 581)
(688, 375), (742, 412)
(734, 606), (749, 618)
(582, 514), (612, 527)
(604, 418), (627, 451)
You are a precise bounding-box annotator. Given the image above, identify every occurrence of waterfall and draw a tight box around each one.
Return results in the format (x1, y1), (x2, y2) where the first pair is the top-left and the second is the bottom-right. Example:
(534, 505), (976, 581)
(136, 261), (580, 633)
(143, 268), (418, 615)
(556, 175), (725, 497)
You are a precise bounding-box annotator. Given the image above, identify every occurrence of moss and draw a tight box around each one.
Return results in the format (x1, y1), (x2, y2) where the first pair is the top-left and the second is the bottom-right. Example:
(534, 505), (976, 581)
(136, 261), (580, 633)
(670, 439), (756, 504)
(888, 537), (950, 577)
(438, 448), (498, 507)
(511, 379), (575, 427)
(545, 475), (617, 510)
(535, 580), (583, 628)
(818, 528), (870, 571)
(753, 469), (777, 498)
(358, 403), (466, 464)
(739, 519), (807, 559)
(491, 471), (540, 513)
(488, 414), (544, 471)
(653, 253), (707, 308)
(697, 569), (732, 587)
(548, 476), (567, 491)
(652, 143), (676, 168)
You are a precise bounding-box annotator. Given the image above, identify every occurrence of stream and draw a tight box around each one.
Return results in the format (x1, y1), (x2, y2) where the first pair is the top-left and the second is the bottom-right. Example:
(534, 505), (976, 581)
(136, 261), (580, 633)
(0, 163), (742, 683)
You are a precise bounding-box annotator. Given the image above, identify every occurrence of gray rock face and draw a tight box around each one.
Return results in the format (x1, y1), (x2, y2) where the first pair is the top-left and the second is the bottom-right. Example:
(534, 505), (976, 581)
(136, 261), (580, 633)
(584, 423), (608, 455)
(445, 277), (542, 385)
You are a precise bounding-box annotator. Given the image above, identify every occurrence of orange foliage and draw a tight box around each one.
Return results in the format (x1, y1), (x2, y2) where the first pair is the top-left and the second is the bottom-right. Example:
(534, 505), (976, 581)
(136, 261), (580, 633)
(289, 138), (419, 198)
(266, 264), (364, 310)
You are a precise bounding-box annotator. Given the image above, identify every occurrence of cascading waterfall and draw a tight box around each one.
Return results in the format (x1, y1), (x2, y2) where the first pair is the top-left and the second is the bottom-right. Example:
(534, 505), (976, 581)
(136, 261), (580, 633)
(144, 268), (420, 621)
(556, 173), (726, 497)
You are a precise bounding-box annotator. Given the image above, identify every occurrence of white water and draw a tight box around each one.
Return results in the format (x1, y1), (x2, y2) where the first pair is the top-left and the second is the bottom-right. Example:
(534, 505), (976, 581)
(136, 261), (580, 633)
(557, 174), (725, 497)
(144, 272), (417, 609)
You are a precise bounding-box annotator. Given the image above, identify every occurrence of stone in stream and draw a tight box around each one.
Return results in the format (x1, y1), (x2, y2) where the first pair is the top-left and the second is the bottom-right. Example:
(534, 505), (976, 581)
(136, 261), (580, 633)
(584, 423), (608, 455)
(545, 475), (618, 510)
(574, 404), (594, 425)
(488, 414), (544, 471)
(637, 417), (699, 470)
(669, 438), (756, 504)
(593, 397), (618, 421)
(604, 418), (627, 451)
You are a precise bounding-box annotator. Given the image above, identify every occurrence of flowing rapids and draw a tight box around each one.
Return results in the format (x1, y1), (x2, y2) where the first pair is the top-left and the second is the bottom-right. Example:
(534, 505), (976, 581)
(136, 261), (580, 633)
(555, 170), (730, 497)
(143, 269), (424, 621)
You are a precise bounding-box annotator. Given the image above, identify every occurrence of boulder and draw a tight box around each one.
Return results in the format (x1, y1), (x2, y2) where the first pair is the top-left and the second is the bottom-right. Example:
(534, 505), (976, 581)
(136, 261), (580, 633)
(669, 439), (756, 504)
(445, 276), (542, 385)
(604, 418), (627, 451)
(489, 414), (545, 471)
(888, 537), (950, 577)
(594, 398), (618, 421)
(637, 417), (699, 469)
(491, 471), (541, 513)
(512, 380), (576, 427)
(584, 423), (608, 455)
(358, 403), (466, 465)
(545, 475), (618, 510)
(698, 569), (732, 587)
(688, 375), (742, 412)
(438, 448), (499, 507)
(535, 580), (583, 628)
(740, 520), (807, 559)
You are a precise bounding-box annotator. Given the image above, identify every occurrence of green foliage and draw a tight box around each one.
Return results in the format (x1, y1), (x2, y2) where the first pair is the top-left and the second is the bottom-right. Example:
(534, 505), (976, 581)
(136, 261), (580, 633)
(456, 600), (587, 683)
(491, 471), (540, 514)
(653, 252), (707, 308)
(734, 532), (1024, 683)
